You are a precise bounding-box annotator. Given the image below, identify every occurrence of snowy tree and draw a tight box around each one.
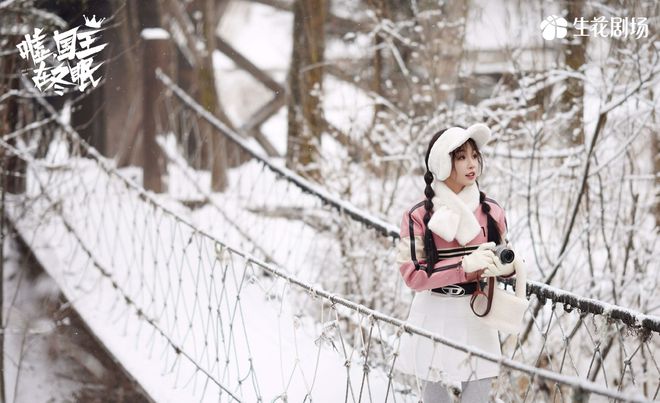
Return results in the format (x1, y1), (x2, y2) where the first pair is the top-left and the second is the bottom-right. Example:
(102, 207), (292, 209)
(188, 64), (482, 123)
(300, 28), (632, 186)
(286, 0), (327, 180)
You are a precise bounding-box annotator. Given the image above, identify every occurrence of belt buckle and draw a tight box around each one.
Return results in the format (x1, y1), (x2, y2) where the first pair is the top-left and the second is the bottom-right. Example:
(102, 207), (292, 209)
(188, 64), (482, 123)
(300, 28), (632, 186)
(440, 285), (465, 296)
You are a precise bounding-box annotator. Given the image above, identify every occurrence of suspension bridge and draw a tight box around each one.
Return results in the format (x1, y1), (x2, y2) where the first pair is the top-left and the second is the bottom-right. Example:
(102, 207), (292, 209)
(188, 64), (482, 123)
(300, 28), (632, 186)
(1, 73), (658, 402)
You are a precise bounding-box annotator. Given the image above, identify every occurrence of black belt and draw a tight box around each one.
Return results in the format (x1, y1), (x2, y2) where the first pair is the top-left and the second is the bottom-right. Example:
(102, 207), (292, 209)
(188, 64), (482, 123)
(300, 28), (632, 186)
(431, 281), (486, 296)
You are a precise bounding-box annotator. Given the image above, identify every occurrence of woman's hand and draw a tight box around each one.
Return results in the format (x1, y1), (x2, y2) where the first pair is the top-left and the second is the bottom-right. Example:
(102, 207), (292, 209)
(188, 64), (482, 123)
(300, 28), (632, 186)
(482, 255), (517, 277)
(462, 242), (497, 273)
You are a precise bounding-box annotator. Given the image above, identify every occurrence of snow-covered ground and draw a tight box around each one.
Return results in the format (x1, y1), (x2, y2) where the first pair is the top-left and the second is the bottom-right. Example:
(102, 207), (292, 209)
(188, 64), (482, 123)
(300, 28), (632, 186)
(5, 158), (417, 402)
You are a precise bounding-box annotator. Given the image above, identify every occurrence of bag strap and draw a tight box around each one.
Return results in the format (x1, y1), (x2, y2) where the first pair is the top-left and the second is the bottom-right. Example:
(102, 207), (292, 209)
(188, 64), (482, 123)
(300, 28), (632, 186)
(475, 201), (499, 315)
(482, 278), (495, 315)
(407, 202), (426, 272)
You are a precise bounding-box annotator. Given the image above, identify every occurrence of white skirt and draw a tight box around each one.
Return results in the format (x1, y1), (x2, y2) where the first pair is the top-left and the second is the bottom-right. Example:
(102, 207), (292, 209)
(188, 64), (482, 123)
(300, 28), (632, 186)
(395, 290), (501, 383)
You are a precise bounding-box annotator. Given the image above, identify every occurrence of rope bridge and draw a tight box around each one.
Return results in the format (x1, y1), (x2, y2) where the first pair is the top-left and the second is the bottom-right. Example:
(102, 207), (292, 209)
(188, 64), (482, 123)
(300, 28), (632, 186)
(0, 78), (658, 402)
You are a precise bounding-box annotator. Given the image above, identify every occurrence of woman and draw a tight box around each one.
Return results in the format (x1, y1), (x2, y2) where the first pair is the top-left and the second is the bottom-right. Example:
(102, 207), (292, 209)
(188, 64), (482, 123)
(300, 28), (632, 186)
(395, 123), (517, 402)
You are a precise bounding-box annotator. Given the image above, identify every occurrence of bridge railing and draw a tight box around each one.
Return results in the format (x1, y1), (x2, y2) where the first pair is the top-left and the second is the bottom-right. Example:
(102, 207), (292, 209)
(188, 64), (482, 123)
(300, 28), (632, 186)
(0, 81), (657, 402)
(156, 71), (660, 401)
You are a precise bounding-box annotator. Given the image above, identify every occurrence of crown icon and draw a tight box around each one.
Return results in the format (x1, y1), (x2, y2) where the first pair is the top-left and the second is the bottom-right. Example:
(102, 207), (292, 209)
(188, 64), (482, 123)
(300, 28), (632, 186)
(83, 14), (106, 29)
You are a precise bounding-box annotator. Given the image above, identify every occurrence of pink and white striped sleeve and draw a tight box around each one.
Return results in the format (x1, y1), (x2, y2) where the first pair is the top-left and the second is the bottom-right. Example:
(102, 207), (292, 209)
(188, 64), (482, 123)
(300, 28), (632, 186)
(396, 208), (475, 291)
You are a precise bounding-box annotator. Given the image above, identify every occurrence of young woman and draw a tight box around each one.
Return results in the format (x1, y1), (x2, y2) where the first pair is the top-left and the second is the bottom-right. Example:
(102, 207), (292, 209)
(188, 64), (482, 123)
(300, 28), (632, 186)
(395, 123), (518, 402)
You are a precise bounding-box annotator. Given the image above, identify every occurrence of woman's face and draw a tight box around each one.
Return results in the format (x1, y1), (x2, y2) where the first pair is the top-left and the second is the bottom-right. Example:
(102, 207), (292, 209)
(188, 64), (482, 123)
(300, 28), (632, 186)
(445, 142), (480, 191)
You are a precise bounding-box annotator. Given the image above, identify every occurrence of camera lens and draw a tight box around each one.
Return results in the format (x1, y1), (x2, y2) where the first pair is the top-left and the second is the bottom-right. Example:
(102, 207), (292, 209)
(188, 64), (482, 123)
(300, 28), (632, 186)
(498, 248), (515, 264)
(493, 245), (515, 264)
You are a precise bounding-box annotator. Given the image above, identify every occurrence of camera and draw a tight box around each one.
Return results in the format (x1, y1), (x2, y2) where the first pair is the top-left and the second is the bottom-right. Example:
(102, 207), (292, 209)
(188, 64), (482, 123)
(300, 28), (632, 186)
(493, 245), (515, 264)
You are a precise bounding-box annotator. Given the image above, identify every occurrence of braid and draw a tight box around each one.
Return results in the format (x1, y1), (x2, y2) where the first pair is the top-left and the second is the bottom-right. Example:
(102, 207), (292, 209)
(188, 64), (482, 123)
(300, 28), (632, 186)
(422, 171), (438, 276)
(480, 191), (502, 245)
(421, 128), (448, 276)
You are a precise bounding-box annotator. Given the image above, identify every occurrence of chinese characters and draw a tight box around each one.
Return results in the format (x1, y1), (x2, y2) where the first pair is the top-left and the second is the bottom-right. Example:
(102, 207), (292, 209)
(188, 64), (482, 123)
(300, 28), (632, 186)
(574, 16), (649, 39)
(16, 15), (108, 95)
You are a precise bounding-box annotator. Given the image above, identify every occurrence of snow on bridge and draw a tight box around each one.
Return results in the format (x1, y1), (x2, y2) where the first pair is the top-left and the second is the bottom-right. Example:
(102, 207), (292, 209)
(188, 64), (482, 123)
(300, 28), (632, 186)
(2, 85), (658, 403)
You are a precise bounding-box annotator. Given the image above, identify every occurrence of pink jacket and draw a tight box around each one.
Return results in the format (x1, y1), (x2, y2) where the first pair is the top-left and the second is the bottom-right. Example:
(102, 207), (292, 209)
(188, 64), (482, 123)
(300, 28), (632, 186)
(397, 197), (511, 291)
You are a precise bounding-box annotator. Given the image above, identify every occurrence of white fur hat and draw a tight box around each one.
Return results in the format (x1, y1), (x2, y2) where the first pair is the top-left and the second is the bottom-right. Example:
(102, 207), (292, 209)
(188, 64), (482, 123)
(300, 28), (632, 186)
(427, 123), (492, 180)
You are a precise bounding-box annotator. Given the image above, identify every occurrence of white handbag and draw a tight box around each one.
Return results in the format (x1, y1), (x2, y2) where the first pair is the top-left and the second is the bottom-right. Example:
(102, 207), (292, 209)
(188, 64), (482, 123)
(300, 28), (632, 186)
(472, 258), (529, 335)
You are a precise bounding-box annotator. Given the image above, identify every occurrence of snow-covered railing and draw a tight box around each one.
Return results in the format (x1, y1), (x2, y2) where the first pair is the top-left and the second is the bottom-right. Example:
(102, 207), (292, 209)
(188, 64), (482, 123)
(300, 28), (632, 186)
(156, 69), (399, 239)
(522, 280), (660, 334)
(156, 70), (660, 336)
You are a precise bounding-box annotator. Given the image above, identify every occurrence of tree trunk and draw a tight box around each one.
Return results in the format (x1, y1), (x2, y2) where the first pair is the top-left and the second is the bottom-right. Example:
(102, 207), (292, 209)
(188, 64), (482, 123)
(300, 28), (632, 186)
(70, 0), (113, 155)
(0, 26), (22, 403)
(142, 32), (171, 193)
(561, 0), (586, 146)
(111, 0), (151, 168)
(199, 0), (230, 190)
(651, 88), (660, 229)
(0, 23), (25, 195)
(368, 0), (388, 117)
(286, 0), (326, 180)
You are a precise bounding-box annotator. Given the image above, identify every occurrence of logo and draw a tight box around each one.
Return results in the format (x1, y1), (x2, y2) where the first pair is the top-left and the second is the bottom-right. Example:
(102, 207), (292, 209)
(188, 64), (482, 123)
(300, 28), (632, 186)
(439, 285), (465, 296)
(16, 15), (107, 95)
(540, 15), (649, 40)
(540, 15), (568, 40)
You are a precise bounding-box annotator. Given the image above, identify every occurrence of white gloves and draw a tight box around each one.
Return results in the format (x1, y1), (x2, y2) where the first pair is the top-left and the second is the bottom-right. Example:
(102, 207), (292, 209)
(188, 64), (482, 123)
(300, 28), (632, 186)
(463, 242), (519, 277)
(462, 242), (497, 273)
(482, 256), (516, 277)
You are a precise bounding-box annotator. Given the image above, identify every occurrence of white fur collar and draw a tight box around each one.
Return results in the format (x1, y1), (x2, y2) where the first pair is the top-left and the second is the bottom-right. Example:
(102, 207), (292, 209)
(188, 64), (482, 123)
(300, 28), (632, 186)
(427, 182), (481, 246)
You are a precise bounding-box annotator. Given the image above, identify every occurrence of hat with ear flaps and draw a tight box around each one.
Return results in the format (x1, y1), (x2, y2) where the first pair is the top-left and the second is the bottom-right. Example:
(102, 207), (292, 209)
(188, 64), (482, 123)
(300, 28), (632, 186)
(426, 123), (492, 181)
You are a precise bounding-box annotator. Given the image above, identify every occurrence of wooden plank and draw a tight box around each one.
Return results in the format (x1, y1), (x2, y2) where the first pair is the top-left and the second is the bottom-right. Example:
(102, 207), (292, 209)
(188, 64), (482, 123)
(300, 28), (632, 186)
(240, 93), (286, 157)
(239, 92), (286, 133)
(215, 35), (285, 94)
(215, 35), (285, 157)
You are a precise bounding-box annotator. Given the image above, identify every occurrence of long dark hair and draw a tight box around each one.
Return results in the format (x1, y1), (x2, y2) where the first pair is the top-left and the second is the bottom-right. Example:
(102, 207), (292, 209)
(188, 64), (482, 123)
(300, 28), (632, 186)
(422, 130), (501, 276)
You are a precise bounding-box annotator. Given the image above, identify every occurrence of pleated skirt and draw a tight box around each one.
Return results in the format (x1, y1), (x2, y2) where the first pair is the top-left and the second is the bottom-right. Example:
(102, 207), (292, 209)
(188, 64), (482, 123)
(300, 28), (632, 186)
(395, 290), (502, 383)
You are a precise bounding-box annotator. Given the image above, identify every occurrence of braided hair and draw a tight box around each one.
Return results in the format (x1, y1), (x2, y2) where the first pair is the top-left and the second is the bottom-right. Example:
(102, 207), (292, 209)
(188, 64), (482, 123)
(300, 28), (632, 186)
(422, 130), (446, 276)
(422, 130), (502, 276)
(479, 191), (503, 245)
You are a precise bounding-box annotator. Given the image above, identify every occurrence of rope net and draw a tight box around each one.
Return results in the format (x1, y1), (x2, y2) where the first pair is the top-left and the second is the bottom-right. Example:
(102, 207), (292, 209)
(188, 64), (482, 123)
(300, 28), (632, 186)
(0, 83), (657, 402)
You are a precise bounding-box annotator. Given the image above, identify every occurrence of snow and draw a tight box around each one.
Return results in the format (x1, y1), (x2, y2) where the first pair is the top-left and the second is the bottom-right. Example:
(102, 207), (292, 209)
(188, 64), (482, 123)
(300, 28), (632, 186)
(141, 28), (170, 40)
(157, 132), (211, 202)
(44, 133), (70, 164)
(323, 75), (374, 140)
(5, 158), (414, 402)
(218, 2), (292, 78)
(213, 0), (293, 157)
(325, 33), (373, 61)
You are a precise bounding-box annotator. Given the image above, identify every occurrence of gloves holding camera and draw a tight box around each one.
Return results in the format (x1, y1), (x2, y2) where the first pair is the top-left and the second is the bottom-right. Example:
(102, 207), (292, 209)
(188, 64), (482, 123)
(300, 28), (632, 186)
(462, 242), (497, 273)
(462, 242), (516, 277)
